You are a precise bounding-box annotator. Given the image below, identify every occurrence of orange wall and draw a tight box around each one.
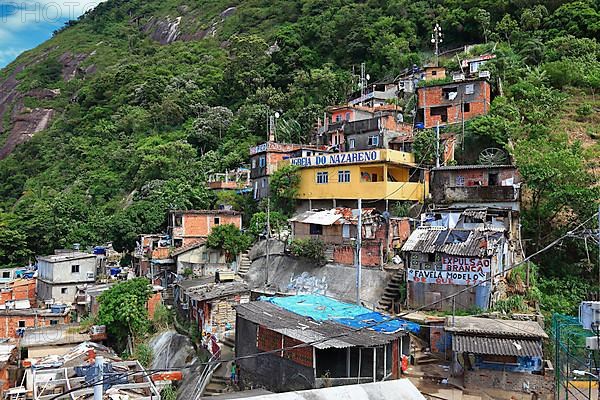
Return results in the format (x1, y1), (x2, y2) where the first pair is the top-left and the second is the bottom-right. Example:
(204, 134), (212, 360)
(147, 292), (162, 319)
(0, 279), (36, 306)
(0, 314), (70, 338)
(182, 213), (242, 238)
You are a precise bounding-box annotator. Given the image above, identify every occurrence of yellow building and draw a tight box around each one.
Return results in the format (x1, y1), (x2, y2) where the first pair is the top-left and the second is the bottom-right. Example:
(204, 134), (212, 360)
(287, 149), (428, 206)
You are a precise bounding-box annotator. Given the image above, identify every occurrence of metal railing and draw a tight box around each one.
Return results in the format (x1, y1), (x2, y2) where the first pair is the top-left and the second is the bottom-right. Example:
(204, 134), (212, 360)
(192, 351), (221, 400)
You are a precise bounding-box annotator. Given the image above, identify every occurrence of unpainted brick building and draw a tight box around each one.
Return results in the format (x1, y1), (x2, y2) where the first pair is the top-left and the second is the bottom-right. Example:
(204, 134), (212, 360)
(416, 79), (491, 129)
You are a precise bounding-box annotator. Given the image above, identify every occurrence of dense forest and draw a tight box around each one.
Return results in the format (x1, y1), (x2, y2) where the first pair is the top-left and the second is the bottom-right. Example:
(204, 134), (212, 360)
(0, 0), (598, 313)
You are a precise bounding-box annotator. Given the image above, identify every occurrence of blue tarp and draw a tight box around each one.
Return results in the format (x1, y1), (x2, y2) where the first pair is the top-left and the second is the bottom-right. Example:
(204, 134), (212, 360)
(260, 294), (419, 334)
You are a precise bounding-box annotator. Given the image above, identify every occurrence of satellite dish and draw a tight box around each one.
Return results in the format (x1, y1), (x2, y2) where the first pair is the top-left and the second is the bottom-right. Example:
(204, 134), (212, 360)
(366, 74), (371, 81)
(478, 148), (508, 165)
(274, 112), (280, 119)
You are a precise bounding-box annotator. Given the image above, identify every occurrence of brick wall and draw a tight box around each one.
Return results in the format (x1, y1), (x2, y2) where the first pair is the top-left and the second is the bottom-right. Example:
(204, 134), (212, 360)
(333, 241), (382, 267)
(182, 213), (242, 239)
(417, 80), (490, 129)
(147, 292), (162, 319)
(465, 369), (554, 399)
(0, 314), (70, 338)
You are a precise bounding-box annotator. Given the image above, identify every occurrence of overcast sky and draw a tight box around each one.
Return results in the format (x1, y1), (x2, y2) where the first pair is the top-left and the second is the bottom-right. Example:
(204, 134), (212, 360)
(0, 1), (104, 67)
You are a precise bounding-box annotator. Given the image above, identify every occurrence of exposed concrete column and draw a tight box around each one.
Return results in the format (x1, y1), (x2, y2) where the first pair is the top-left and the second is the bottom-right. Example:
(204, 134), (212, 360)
(332, 199), (336, 208)
(373, 347), (376, 383)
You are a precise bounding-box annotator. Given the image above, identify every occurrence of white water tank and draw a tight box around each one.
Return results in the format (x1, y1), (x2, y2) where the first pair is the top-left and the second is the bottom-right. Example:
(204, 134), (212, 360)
(579, 301), (600, 330)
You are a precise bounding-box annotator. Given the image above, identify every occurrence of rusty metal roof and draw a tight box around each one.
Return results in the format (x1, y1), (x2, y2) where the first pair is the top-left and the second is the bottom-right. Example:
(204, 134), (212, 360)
(401, 227), (504, 257)
(236, 301), (407, 349)
(452, 335), (543, 357)
(289, 208), (379, 226)
(186, 280), (249, 302)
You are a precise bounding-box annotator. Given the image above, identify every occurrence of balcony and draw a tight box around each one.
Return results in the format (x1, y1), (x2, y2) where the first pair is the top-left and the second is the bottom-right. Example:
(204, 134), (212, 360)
(344, 118), (380, 135)
(296, 181), (425, 202)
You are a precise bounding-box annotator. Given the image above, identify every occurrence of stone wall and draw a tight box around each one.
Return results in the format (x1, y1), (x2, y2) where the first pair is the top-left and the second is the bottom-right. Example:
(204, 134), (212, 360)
(464, 368), (554, 399)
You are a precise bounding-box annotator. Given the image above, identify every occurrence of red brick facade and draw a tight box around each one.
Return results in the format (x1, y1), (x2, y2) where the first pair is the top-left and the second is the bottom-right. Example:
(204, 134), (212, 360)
(417, 80), (491, 129)
(0, 313), (70, 338)
(170, 211), (242, 245)
(333, 241), (383, 267)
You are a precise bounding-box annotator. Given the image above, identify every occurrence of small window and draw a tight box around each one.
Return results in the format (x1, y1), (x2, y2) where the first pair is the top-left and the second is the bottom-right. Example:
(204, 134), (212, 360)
(214, 217), (220, 225)
(456, 176), (465, 187)
(202, 252), (208, 261)
(335, 115), (342, 122)
(86, 272), (94, 279)
(368, 135), (379, 146)
(463, 103), (471, 112)
(489, 173), (499, 186)
(251, 159), (256, 168)
(50, 320), (59, 326)
(71, 265), (79, 273)
(1, 271), (10, 279)
(345, 112), (351, 121)
(372, 173), (378, 182)
(349, 139), (356, 149)
(261, 178), (266, 188)
(428, 253), (436, 262)
(316, 171), (329, 184)
(61, 288), (68, 294)
(465, 84), (475, 95)
(259, 156), (266, 168)
(309, 224), (323, 235)
(442, 87), (458, 100)
(338, 170), (351, 183)
(18, 321), (26, 328)
(431, 70), (437, 76)
(174, 215), (183, 227)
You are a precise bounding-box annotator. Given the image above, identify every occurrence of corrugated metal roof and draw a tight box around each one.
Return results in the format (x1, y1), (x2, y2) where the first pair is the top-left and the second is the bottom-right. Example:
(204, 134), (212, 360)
(288, 210), (342, 226)
(236, 301), (407, 348)
(453, 335), (543, 357)
(445, 316), (548, 339)
(187, 281), (249, 302)
(462, 208), (488, 220)
(401, 227), (503, 257)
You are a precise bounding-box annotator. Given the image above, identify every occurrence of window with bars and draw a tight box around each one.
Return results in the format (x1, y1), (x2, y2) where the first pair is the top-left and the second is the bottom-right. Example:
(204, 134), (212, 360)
(338, 170), (350, 183)
(316, 171), (329, 184)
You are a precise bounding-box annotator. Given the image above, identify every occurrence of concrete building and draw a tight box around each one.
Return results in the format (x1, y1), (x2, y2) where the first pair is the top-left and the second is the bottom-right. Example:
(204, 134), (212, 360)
(0, 344), (17, 397)
(416, 78), (491, 129)
(402, 208), (519, 311)
(171, 240), (227, 276)
(168, 210), (243, 247)
(20, 324), (92, 358)
(460, 54), (495, 76)
(317, 105), (412, 152)
(289, 208), (412, 267)
(175, 277), (249, 339)
(36, 252), (97, 305)
(235, 295), (417, 392)
(0, 306), (71, 338)
(446, 316), (553, 399)
(289, 149), (428, 211)
(431, 165), (521, 210)
(249, 142), (328, 201)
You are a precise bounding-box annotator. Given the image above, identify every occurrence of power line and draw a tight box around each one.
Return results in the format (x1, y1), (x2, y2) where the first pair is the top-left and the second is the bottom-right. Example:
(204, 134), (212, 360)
(50, 212), (599, 398)
(397, 211), (600, 318)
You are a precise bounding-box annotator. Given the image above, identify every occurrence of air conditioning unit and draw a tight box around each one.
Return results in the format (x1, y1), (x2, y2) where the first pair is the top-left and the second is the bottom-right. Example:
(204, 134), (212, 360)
(479, 70), (491, 79)
(579, 301), (600, 330)
(452, 73), (465, 82)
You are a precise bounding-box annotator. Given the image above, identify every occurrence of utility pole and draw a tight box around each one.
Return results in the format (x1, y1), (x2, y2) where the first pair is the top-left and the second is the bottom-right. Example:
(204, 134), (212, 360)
(265, 197), (271, 288)
(435, 121), (440, 168)
(93, 356), (104, 400)
(597, 205), (600, 298)
(431, 24), (443, 67)
(356, 199), (362, 305)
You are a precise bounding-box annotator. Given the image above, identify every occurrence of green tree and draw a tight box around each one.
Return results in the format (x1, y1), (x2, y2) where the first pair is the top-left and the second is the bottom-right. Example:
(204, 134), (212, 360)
(412, 130), (437, 165)
(97, 278), (152, 351)
(496, 14), (519, 45)
(207, 224), (252, 261)
(269, 164), (301, 216)
(0, 219), (32, 267)
(472, 8), (491, 43)
(289, 238), (327, 266)
(248, 211), (288, 238)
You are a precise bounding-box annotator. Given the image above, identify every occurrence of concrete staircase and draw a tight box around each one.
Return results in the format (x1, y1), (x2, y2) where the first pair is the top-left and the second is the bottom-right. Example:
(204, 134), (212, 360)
(237, 253), (251, 277)
(203, 334), (236, 397)
(162, 285), (174, 306)
(324, 247), (334, 263)
(376, 270), (404, 313)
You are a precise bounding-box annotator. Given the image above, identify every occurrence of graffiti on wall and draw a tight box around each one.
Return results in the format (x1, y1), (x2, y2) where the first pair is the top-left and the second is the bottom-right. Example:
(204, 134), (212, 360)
(287, 272), (328, 295)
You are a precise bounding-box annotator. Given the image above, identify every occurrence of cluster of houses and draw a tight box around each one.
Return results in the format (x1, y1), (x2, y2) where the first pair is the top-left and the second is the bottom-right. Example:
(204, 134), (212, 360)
(0, 54), (557, 399)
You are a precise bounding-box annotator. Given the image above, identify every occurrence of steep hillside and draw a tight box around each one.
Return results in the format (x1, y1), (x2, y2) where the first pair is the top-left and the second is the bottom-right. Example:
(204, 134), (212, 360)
(0, 0), (598, 286)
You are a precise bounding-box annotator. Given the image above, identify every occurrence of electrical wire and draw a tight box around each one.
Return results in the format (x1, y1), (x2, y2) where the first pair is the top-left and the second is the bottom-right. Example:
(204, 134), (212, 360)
(48, 211), (599, 399)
